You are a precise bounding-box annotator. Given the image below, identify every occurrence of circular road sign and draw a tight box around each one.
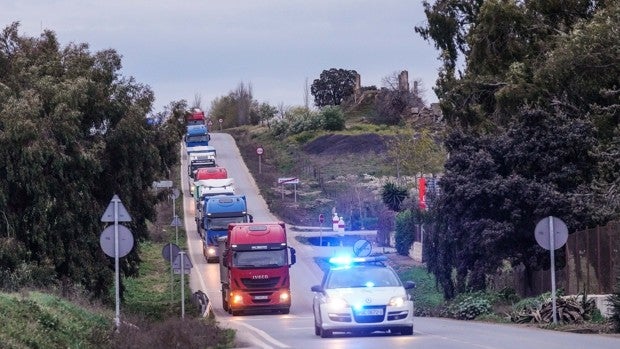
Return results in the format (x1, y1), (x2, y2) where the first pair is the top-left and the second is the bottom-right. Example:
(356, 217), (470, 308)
(534, 216), (569, 250)
(218, 118), (223, 123)
(100, 224), (134, 258)
(162, 243), (181, 262)
(256, 146), (264, 155)
(353, 239), (372, 257)
(319, 214), (325, 224)
(169, 188), (180, 200)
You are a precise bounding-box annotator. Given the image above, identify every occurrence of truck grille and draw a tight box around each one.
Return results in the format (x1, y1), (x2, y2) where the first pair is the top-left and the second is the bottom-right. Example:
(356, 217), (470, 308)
(241, 277), (280, 289)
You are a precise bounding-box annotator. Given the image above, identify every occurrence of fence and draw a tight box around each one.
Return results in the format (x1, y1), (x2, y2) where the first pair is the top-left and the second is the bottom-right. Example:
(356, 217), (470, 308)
(489, 220), (620, 297)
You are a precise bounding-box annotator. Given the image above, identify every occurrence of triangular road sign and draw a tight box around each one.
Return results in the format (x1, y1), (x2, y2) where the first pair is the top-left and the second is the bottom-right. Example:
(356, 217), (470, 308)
(170, 216), (182, 227)
(172, 252), (193, 270)
(101, 194), (132, 222)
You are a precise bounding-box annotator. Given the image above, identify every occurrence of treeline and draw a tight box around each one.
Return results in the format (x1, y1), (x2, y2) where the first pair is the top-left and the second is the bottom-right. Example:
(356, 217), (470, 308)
(0, 23), (184, 299)
(413, 1), (620, 298)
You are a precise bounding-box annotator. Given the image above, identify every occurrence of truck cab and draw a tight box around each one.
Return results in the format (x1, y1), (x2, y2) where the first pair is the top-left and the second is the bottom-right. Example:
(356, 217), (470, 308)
(185, 108), (206, 125)
(200, 195), (252, 263)
(219, 222), (296, 316)
(185, 124), (210, 147)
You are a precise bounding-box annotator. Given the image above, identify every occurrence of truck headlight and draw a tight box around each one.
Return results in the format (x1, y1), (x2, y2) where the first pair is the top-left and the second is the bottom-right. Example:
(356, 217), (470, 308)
(388, 296), (405, 307)
(279, 290), (290, 302)
(231, 293), (244, 305)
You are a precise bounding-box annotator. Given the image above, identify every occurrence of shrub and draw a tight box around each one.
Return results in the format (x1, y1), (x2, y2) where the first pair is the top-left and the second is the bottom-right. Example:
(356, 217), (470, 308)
(609, 276), (620, 332)
(446, 292), (493, 320)
(398, 265), (445, 316)
(109, 316), (234, 349)
(320, 106), (345, 131)
(394, 210), (415, 256)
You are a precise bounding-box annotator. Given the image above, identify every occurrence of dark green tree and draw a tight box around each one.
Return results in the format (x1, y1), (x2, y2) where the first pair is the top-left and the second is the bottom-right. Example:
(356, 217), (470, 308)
(0, 23), (179, 297)
(416, 0), (619, 298)
(427, 108), (598, 297)
(310, 68), (357, 107)
(320, 106), (345, 131)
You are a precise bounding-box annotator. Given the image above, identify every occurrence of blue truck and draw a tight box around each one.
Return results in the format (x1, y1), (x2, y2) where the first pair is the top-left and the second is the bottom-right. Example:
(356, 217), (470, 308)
(199, 195), (253, 263)
(185, 124), (210, 148)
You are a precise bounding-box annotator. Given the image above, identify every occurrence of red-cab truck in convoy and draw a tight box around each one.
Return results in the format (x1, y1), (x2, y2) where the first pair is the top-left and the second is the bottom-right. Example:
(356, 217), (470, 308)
(219, 222), (296, 316)
(185, 108), (206, 125)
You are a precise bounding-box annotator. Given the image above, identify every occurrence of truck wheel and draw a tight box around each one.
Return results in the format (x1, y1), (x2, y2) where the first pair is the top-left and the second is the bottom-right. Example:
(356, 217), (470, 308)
(231, 309), (242, 316)
(221, 291), (229, 312)
(280, 308), (290, 315)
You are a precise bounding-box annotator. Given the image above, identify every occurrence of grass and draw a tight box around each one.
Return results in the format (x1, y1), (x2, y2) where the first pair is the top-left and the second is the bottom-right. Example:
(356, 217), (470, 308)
(0, 291), (111, 349)
(396, 265), (445, 317)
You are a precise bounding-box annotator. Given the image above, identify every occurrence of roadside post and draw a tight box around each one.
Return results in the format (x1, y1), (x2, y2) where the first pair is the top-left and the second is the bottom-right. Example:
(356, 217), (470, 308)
(278, 177), (300, 201)
(100, 195), (133, 331)
(319, 214), (325, 246)
(171, 215), (182, 246)
(170, 188), (181, 244)
(256, 146), (264, 174)
(162, 243), (180, 301)
(173, 251), (193, 319)
(534, 216), (568, 325)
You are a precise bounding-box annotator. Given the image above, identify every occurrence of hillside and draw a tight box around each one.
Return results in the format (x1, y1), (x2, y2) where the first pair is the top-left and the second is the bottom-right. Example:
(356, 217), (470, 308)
(0, 291), (110, 348)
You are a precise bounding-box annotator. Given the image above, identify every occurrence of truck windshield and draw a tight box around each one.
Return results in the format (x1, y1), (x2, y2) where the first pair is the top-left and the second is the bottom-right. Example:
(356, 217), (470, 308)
(208, 216), (247, 231)
(233, 250), (287, 268)
(186, 135), (209, 143)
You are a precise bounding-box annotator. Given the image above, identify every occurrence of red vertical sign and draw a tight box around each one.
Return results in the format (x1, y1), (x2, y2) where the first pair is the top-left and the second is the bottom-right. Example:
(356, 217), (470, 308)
(418, 177), (427, 210)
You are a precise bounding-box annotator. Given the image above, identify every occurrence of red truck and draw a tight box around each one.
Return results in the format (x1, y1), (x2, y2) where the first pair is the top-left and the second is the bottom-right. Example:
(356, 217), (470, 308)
(185, 108), (206, 125)
(218, 222), (296, 315)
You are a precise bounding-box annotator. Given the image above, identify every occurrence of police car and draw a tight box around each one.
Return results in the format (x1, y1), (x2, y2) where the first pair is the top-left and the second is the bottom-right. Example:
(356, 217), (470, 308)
(311, 255), (415, 338)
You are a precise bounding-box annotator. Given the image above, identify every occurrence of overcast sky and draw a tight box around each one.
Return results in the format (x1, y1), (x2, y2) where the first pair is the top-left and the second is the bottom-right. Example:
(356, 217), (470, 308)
(2, 1), (441, 114)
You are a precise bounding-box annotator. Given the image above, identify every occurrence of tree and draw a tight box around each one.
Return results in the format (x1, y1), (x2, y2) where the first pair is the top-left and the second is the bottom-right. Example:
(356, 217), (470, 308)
(310, 68), (357, 107)
(209, 94), (236, 129)
(387, 128), (446, 178)
(381, 182), (408, 212)
(0, 23), (179, 297)
(232, 81), (253, 125)
(415, 0), (618, 298)
(320, 106), (345, 131)
(427, 108), (598, 297)
(254, 102), (277, 126)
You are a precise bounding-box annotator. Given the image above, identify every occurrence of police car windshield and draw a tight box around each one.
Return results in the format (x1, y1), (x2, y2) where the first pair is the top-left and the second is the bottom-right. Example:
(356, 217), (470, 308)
(326, 266), (401, 288)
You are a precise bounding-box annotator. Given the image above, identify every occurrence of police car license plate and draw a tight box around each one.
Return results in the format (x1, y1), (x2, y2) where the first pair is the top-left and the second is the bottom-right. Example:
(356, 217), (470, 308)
(357, 308), (383, 316)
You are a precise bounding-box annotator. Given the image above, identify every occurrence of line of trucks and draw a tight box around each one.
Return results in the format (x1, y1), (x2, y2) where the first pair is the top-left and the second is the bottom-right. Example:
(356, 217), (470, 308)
(184, 109), (296, 315)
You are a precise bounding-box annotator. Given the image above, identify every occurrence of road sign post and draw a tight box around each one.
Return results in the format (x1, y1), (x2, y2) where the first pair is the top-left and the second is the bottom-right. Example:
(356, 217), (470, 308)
(535, 216), (568, 325)
(256, 146), (264, 174)
(319, 214), (325, 247)
(278, 177), (300, 201)
(172, 251), (193, 319)
(162, 243), (180, 301)
(170, 188), (180, 244)
(100, 195), (132, 331)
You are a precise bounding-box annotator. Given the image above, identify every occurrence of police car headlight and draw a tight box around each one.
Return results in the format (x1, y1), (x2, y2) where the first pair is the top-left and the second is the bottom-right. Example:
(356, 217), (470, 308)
(326, 297), (349, 310)
(388, 296), (406, 307)
(207, 247), (216, 256)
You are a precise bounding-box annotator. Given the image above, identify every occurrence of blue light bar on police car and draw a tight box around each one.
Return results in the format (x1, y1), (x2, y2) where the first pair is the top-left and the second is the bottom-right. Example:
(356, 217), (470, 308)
(328, 255), (387, 266)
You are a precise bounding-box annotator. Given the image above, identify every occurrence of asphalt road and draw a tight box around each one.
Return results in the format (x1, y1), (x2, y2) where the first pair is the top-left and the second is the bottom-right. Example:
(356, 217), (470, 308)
(180, 132), (620, 349)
